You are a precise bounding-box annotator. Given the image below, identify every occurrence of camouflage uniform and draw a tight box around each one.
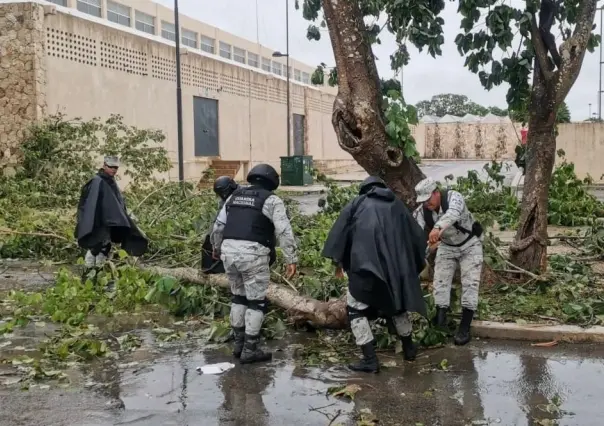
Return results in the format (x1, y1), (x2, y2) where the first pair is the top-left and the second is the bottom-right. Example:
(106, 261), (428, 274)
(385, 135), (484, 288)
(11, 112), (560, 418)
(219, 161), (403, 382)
(413, 188), (483, 311)
(212, 195), (298, 337)
(347, 291), (412, 346)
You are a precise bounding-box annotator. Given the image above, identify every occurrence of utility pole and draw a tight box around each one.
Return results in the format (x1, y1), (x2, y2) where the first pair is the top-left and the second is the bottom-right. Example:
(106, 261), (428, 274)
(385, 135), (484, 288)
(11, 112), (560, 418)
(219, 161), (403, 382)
(599, 7), (603, 120)
(285, 0), (291, 156)
(174, 0), (184, 181)
(272, 0), (291, 156)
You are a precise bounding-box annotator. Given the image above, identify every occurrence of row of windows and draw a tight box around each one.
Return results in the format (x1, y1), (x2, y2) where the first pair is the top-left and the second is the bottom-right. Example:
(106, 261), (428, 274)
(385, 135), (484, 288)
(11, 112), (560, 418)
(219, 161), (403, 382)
(49, 0), (312, 84)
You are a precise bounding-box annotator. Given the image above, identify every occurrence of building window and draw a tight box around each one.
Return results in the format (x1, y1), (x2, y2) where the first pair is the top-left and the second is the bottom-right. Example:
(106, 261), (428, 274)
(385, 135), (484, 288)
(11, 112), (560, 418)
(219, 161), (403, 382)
(200, 35), (215, 54)
(294, 69), (301, 82)
(248, 53), (259, 68)
(261, 57), (271, 72)
(302, 72), (310, 84)
(135, 10), (155, 35)
(233, 47), (246, 64)
(182, 28), (197, 48)
(48, 0), (67, 6)
(162, 21), (176, 41)
(272, 61), (283, 76)
(107, 1), (130, 27)
(76, 0), (101, 17)
(219, 41), (232, 59)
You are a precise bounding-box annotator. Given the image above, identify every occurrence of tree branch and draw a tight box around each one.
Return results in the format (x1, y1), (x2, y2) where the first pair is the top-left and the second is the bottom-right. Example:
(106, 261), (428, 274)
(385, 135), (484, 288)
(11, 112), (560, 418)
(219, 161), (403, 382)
(320, 0), (425, 207)
(530, 16), (555, 81)
(555, 0), (599, 105)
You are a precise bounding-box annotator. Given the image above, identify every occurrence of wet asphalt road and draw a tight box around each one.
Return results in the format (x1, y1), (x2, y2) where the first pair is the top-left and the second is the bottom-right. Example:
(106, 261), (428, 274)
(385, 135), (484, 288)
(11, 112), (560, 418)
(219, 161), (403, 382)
(292, 160), (603, 216)
(1, 335), (604, 426)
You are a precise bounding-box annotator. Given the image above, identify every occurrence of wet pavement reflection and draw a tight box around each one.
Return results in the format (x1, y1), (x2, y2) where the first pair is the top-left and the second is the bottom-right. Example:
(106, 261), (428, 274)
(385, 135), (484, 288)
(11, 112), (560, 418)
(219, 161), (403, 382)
(1, 334), (604, 426)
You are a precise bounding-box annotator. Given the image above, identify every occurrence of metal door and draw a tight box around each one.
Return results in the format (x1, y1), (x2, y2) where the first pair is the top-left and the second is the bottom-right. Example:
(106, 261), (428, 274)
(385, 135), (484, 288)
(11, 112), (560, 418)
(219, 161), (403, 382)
(193, 96), (219, 157)
(293, 113), (305, 156)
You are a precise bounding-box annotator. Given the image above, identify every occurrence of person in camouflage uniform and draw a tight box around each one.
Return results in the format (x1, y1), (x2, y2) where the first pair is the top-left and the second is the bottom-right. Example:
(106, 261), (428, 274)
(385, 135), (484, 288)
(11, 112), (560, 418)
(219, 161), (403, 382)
(412, 177), (483, 346)
(212, 164), (297, 364)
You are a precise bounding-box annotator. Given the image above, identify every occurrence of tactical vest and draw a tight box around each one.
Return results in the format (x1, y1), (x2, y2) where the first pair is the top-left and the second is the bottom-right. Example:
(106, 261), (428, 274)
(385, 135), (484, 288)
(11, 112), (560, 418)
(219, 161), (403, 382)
(222, 186), (275, 248)
(423, 190), (483, 247)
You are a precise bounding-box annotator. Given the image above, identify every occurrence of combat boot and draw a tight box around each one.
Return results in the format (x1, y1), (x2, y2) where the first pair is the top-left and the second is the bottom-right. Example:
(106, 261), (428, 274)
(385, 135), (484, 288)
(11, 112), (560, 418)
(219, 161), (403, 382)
(454, 308), (474, 346)
(400, 335), (417, 361)
(239, 334), (272, 364)
(348, 340), (379, 373)
(433, 307), (448, 329)
(232, 326), (245, 359)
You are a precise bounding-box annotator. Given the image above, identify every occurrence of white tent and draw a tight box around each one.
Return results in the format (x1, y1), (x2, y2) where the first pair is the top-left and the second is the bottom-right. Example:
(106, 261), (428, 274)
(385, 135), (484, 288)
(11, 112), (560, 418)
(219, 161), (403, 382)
(461, 114), (479, 123)
(420, 115), (439, 123)
(438, 114), (462, 123)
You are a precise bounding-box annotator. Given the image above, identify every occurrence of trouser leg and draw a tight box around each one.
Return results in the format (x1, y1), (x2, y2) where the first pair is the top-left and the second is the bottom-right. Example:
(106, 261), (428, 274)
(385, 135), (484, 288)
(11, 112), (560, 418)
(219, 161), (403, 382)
(459, 239), (483, 311)
(390, 312), (417, 361)
(347, 291), (379, 373)
(455, 239), (483, 346)
(239, 254), (272, 364)
(222, 253), (247, 358)
(433, 245), (459, 308)
(432, 245), (459, 328)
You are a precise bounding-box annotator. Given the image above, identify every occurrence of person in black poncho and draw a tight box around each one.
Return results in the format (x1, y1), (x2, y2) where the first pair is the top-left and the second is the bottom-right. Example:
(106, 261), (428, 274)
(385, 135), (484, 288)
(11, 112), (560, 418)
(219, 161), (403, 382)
(75, 156), (148, 270)
(322, 176), (428, 373)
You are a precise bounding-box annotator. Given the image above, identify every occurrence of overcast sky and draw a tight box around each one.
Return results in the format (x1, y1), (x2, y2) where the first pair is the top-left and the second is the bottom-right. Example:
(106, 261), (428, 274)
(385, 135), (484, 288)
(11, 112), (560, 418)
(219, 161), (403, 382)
(156, 0), (603, 121)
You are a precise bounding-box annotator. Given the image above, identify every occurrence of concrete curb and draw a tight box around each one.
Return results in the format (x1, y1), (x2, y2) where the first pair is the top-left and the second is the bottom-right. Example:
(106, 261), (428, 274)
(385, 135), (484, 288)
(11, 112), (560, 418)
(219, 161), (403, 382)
(473, 321), (604, 343)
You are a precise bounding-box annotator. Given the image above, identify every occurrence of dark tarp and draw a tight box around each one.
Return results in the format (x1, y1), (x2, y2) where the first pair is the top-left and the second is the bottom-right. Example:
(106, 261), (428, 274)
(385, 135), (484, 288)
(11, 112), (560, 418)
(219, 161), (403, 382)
(201, 234), (226, 274)
(322, 186), (427, 318)
(75, 172), (148, 257)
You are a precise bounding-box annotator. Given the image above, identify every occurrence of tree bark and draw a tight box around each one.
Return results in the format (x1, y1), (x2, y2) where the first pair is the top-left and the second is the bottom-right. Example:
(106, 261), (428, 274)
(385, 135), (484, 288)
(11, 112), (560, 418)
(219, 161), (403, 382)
(320, 0), (425, 209)
(147, 267), (349, 329)
(511, 0), (598, 272)
(509, 60), (556, 272)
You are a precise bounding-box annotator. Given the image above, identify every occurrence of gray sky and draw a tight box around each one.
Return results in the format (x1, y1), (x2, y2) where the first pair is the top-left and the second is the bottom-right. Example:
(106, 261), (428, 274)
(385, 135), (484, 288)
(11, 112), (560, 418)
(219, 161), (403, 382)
(156, 0), (603, 121)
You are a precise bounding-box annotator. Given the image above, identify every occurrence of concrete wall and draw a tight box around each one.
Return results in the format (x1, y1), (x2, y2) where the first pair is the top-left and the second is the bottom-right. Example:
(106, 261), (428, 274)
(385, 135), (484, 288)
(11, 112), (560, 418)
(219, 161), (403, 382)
(0, 1), (351, 183)
(420, 121), (522, 161)
(417, 121), (604, 183)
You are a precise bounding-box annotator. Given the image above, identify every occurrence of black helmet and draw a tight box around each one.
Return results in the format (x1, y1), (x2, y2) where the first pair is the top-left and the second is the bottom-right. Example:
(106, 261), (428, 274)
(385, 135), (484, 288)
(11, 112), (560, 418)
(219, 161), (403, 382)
(247, 164), (280, 191)
(213, 176), (238, 200)
(359, 176), (387, 195)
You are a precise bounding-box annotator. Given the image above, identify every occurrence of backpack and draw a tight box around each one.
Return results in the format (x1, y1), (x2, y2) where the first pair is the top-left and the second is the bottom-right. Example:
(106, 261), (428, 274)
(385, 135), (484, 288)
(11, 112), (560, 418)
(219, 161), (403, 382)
(422, 190), (483, 247)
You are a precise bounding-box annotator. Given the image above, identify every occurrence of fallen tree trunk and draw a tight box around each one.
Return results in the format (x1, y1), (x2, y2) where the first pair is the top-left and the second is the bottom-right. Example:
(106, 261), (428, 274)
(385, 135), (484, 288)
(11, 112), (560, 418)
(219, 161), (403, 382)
(147, 267), (348, 329)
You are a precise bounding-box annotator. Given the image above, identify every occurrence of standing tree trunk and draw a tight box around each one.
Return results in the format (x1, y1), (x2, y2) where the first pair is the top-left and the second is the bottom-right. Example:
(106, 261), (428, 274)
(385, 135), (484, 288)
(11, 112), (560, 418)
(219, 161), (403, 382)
(509, 74), (557, 271)
(510, 1), (598, 271)
(321, 0), (425, 208)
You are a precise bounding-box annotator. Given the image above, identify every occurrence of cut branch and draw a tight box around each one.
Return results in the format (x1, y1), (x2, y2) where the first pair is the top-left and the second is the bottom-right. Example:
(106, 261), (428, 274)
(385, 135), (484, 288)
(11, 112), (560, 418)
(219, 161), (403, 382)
(146, 267), (348, 329)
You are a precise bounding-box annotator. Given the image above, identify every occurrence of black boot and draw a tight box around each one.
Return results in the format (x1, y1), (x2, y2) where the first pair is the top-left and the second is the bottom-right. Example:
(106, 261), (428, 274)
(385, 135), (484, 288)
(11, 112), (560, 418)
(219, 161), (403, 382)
(232, 327), (245, 358)
(239, 334), (272, 364)
(400, 335), (417, 361)
(454, 308), (474, 346)
(432, 306), (448, 328)
(348, 341), (379, 373)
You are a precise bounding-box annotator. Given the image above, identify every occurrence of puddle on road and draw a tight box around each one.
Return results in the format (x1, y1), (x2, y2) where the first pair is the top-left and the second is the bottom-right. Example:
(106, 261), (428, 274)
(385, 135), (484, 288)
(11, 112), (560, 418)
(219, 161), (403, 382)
(2, 262), (604, 425)
(2, 333), (604, 425)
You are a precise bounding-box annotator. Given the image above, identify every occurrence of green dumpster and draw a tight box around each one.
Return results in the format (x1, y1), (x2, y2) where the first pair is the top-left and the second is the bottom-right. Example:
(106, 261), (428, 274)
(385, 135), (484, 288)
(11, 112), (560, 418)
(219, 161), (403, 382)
(280, 156), (314, 186)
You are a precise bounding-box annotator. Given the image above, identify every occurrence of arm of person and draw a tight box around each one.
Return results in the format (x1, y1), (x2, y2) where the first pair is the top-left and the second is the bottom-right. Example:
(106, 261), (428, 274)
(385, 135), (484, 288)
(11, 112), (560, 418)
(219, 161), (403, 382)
(210, 202), (228, 254)
(263, 196), (298, 265)
(434, 190), (465, 232)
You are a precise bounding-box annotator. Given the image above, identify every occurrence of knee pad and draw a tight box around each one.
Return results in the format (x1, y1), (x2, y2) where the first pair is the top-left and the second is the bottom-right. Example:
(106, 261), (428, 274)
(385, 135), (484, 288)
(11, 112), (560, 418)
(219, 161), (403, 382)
(347, 305), (367, 322)
(231, 294), (248, 306)
(247, 298), (269, 314)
